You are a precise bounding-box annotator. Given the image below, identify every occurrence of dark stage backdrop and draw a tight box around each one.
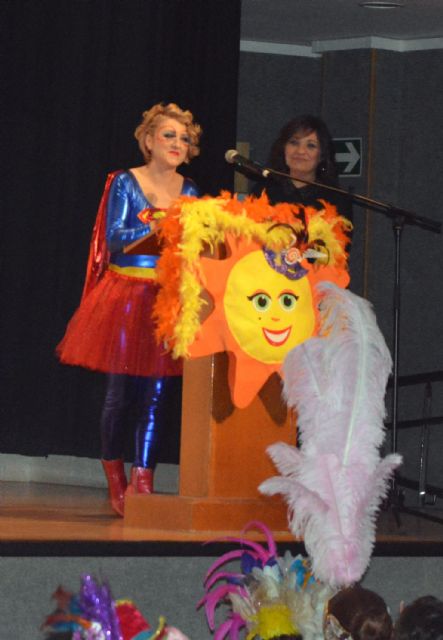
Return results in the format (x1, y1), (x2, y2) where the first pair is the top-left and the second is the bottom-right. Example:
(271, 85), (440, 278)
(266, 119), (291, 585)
(1, 0), (241, 461)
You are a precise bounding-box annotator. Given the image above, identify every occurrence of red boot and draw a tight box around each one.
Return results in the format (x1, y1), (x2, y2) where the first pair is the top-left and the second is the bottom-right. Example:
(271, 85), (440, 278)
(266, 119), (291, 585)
(101, 459), (127, 517)
(125, 467), (154, 496)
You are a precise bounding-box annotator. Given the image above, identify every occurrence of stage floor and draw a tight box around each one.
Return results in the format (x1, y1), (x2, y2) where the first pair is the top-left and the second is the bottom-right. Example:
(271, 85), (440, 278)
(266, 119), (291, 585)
(1, 480), (443, 555)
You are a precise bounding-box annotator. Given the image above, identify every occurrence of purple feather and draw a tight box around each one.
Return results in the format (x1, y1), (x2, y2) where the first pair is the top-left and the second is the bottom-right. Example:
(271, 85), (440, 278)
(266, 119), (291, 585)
(241, 520), (277, 557)
(213, 613), (246, 640)
(204, 550), (257, 583)
(204, 537), (270, 570)
(213, 618), (234, 640)
(77, 575), (122, 640)
(204, 571), (245, 591)
(201, 584), (248, 629)
(229, 613), (247, 638)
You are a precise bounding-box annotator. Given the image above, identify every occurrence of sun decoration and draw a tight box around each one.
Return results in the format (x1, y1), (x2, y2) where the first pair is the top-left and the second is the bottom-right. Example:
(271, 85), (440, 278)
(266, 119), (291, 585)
(152, 192), (351, 408)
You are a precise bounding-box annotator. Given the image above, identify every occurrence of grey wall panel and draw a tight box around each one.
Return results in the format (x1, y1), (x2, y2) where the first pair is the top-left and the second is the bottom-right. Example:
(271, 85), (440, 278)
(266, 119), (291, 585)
(366, 50), (404, 356)
(371, 50), (443, 382)
(395, 50), (443, 376)
(237, 52), (322, 165)
(321, 49), (373, 298)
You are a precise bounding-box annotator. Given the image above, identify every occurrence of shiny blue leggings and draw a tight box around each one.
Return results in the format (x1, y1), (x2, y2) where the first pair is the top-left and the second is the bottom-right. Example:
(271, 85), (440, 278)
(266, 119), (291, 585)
(100, 373), (181, 469)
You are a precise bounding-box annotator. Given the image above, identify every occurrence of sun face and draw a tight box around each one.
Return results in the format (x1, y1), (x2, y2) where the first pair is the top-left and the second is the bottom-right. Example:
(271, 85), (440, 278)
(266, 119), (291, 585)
(224, 250), (315, 364)
(153, 193), (352, 409)
(188, 236), (319, 407)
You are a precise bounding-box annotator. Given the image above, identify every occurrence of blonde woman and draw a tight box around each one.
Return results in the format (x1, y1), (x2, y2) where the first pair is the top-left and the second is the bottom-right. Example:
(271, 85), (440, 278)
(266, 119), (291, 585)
(57, 103), (201, 515)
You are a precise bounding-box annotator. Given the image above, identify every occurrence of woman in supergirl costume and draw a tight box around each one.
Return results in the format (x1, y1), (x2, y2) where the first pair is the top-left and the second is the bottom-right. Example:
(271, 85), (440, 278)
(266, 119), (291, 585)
(57, 103), (201, 516)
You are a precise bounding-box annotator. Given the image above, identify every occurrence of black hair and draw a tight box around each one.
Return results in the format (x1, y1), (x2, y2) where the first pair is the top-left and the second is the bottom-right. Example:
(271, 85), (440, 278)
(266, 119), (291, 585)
(328, 585), (393, 640)
(394, 595), (443, 640)
(268, 114), (338, 186)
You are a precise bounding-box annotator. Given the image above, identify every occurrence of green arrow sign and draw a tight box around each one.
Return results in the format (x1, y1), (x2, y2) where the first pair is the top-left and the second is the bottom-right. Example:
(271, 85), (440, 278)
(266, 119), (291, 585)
(333, 138), (362, 177)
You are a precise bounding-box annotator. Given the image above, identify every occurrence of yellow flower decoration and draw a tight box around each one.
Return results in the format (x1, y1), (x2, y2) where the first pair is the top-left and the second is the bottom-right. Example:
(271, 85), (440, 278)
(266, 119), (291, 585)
(246, 603), (299, 640)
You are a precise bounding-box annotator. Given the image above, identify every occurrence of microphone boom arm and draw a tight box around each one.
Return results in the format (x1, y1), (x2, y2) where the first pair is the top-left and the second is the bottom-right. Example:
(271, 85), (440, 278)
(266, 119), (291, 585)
(257, 166), (441, 234)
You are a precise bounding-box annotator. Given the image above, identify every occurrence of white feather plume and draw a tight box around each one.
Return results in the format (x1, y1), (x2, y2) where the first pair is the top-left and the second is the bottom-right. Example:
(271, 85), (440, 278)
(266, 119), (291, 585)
(259, 282), (402, 587)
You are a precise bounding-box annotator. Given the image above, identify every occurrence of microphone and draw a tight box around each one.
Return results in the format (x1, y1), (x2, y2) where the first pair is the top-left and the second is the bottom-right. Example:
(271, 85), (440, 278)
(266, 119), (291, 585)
(224, 149), (271, 178)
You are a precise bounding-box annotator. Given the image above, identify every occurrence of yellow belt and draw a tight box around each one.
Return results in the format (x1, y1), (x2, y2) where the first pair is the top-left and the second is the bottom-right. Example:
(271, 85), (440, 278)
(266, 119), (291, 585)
(108, 264), (157, 279)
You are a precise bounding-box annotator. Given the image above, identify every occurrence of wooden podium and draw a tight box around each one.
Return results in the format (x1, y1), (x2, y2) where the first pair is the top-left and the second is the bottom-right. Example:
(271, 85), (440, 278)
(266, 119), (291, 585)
(124, 353), (296, 533)
(124, 229), (296, 534)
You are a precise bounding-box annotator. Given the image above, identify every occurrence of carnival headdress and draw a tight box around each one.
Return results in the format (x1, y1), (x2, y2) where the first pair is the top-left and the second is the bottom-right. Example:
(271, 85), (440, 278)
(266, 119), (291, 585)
(42, 575), (188, 640)
(198, 521), (333, 640)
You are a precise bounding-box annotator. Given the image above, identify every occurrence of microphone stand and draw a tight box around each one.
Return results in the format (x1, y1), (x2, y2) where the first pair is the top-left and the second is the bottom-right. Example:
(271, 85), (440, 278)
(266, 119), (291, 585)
(263, 167), (441, 233)
(244, 165), (442, 522)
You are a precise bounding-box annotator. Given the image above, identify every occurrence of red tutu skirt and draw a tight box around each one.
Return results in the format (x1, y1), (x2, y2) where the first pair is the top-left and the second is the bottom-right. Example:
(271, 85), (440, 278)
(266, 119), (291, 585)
(57, 269), (182, 377)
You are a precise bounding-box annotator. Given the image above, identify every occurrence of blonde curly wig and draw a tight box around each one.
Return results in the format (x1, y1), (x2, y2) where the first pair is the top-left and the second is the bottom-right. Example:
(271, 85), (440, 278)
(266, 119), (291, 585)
(134, 102), (202, 164)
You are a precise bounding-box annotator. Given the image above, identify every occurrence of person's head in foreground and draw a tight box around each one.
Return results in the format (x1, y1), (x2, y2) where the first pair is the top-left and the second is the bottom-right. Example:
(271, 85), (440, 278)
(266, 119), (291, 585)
(394, 595), (443, 640)
(324, 585), (393, 640)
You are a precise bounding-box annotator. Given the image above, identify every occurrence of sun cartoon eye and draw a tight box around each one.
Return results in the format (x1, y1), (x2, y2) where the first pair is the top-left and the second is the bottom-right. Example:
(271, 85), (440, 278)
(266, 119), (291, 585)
(279, 291), (299, 311)
(248, 292), (272, 312)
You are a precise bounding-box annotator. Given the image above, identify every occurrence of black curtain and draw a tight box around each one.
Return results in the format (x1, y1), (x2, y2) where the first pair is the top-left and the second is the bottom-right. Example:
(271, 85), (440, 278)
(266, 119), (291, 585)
(1, 0), (241, 461)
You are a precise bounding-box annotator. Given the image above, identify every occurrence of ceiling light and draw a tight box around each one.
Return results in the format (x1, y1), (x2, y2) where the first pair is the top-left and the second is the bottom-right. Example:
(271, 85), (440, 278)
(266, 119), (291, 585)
(359, 1), (404, 8)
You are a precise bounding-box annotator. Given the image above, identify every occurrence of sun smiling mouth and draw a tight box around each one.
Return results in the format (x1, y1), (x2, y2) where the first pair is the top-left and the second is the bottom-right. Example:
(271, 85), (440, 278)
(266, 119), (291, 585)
(262, 326), (292, 346)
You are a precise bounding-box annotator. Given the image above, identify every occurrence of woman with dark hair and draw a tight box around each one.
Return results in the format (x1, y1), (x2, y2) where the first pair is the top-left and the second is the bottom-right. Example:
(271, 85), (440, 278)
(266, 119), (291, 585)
(251, 114), (352, 221)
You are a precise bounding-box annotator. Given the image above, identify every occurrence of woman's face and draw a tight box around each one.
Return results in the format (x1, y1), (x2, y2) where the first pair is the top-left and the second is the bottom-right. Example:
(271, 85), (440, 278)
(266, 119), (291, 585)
(284, 129), (322, 181)
(145, 117), (190, 167)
